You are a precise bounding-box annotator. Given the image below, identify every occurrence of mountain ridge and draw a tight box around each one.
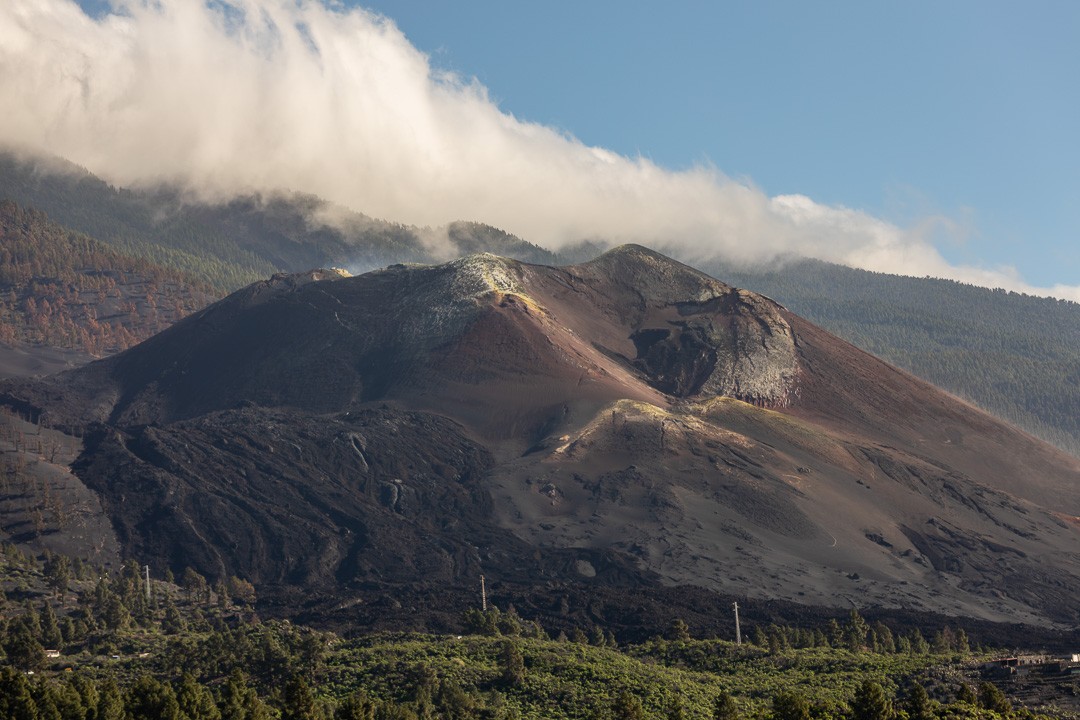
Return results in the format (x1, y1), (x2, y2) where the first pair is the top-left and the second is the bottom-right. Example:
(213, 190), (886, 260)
(3, 247), (1080, 629)
(4, 148), (1078, 460)
(0, 148), (571, 293)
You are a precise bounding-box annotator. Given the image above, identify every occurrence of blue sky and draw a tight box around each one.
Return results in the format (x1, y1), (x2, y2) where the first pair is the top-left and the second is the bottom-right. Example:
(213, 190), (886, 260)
(357, 1), (1079, 286)
(41, 0), (1079, 291)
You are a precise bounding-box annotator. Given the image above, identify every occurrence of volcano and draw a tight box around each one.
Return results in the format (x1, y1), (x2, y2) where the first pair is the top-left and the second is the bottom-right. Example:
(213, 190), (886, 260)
(5, 246), (1080, 629)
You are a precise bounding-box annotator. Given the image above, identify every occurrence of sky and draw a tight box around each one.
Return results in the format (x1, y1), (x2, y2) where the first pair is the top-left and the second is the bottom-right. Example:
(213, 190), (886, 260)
(355, 1), (1080, 288)
(4, 0), (1079, 298)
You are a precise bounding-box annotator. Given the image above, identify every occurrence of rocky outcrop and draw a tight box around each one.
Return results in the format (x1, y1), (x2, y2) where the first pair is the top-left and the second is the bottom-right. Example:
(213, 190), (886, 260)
(629, 288), (798, 405)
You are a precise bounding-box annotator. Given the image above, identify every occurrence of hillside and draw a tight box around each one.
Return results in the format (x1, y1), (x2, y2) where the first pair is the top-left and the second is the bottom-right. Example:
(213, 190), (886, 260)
(4, 247), (1080, 631)
(3, 544), (1068, 720)
(5, 149), (1080, 461)
(0, 200), (218, 359)
(0, 152), (273, 291)
(6, 148), (1079, 458)
(696, 258), (1080, 456)
(0, 149), (562, 294)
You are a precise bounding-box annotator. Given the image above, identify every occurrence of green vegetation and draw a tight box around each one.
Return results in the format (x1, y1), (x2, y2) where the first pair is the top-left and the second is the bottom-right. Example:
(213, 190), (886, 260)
(0, 543), (1063, 719)
(0, 152), (554, 297)
(701, 257), (1080, 456)
(0, 153), (274, 292)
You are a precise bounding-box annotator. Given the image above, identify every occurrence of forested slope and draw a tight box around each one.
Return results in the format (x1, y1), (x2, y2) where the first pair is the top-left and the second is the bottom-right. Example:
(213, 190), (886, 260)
(0, 153), (273, 291)
(0, 150), (559, 294)
(0, 543), (1071, 720)
(700, 257), (1080, 455)
(0, 201), (218, 356)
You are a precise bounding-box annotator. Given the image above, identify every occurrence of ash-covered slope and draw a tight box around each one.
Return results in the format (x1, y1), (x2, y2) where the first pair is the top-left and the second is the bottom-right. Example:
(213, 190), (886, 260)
(5, 246), (1080, 626)
(14, 248), (796, 433)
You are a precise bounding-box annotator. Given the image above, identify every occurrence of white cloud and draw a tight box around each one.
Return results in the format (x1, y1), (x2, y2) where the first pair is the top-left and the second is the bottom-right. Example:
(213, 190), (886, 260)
(0, 0), (1075, 300)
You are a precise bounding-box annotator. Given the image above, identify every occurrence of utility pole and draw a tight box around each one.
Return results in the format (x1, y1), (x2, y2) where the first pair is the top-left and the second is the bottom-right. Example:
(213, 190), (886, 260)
(145, 565), (151, 602)
(480, 574), (487, 612)
(733, 601), (741, 645)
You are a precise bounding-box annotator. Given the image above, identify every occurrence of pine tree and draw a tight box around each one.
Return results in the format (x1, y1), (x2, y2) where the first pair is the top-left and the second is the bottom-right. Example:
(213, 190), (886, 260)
(162, 597), (187, 634)
(280, 674), (317, 720)
(97, 677), (126, 720)
(713, 690), (741, 720)
(335, 690), (377, 720)
(667, 618), (691, 642)
(871, 622), (895, 653)
(177, 672), (221, 720)
(611, 690), (646, 720)
(956, 683), (977, 705)
(182, 567), (209, 604)
(59, 617), (77, 645)
(461, 608), (488, 635)
(500, 640), (526, 688)
(905, 683), (934, 720)
(219, 669), (272, 720)
(955, 629), (970, 656)
(498, 605), (523, 636)
(978, 682), (1011, 715)
(226, 576), (257, 607)
(32, 680), (66, 720)
(126, 674), (181, 720)
(69, 675), (99, 718)
(435, 679), (478, 719)
(100, 592), (130, 631)
(5, 623), (45, 671)
(908, 629), (929, 655)
(19, 600), (41, 638)
(0, 666), (38, 720)
(932, 629), (953, 654)
(845, 610), (869, 651)
(772, 691), (810, 720)
(666, 697), (688, 720)
(215, 581), (230, 611)
(39, 603), (62, 648)
(218, 669), (249, 720)
(53, 678), (88, 719)
(851, 679), (892, 720)
(245, 693), (274, 720)
(43, 553), (71, 600)
(827, 618), (844, 647)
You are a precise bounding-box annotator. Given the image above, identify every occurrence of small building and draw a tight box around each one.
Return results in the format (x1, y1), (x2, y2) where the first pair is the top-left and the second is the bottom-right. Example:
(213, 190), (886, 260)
(981, 655), (1051, 676)
(44, 649), (60, 658)
(1044, 653), (1080, 673)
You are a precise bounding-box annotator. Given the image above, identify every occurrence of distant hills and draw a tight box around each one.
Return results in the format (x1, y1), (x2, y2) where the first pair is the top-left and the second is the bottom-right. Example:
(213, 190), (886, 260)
(0, 150), (569, 295)
(1, 147), (1078, 457)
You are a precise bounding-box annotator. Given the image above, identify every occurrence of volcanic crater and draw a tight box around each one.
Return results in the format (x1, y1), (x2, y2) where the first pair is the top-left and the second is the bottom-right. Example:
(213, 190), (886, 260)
(4, 245), (1080, 629)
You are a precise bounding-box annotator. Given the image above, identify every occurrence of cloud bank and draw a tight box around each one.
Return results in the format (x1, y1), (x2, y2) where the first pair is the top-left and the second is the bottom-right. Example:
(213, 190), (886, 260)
(0, 0), (1074, 299)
